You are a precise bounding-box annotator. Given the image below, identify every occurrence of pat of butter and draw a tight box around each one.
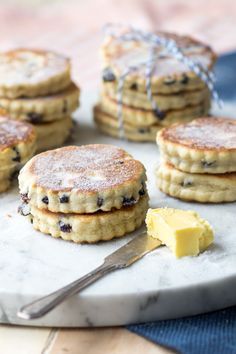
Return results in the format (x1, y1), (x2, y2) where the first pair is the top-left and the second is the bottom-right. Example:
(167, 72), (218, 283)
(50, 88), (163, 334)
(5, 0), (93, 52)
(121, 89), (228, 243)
(146, 208), (214, 258)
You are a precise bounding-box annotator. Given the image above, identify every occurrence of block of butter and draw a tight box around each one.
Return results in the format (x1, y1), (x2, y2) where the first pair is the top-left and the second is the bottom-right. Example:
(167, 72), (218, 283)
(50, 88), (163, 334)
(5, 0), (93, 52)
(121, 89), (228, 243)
(146, 208), (214, 258)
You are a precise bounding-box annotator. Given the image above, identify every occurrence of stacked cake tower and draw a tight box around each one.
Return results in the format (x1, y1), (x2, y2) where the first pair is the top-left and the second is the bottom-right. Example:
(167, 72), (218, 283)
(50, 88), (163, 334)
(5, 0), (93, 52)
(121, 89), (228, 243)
(0, 49), (79, 152)
(94, 27), (216, 142)
(156, 117), (236, 203)
(19, 145), (149, 243)
(0, 117), (36, 192)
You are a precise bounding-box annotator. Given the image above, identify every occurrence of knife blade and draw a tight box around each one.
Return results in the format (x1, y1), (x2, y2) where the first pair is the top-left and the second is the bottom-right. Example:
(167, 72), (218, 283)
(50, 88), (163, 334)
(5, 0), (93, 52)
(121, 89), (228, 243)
(17, 232), (161, 320)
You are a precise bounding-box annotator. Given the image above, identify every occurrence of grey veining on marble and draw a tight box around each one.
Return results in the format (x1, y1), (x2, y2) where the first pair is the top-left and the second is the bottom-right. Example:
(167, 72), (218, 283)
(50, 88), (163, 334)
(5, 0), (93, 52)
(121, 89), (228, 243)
(0, 92), (235, 327)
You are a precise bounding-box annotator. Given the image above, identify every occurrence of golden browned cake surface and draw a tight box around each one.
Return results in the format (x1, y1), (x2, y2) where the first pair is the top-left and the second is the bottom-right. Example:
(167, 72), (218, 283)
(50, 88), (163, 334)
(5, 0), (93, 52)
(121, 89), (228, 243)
(19, 144), (147, 213)
(0, 116), (35, 151)
(0, 49), (71, 98)
(159, 117), (236, 151)
(29, 145), (144, 192)
(102, 30), (216, 93)
(103, 31), (215, 63)
(0, 116), (36, 193)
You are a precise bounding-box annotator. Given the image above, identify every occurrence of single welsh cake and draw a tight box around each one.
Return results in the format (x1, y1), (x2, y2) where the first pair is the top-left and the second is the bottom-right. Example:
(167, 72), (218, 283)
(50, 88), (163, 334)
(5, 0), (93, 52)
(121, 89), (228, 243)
(18, 144), (149, 243)
(157, 117), (236, 174)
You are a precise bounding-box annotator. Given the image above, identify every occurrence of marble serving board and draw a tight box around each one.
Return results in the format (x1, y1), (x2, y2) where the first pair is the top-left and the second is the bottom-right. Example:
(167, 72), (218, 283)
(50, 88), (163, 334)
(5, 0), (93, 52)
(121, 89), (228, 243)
(0, 92), (236, 328)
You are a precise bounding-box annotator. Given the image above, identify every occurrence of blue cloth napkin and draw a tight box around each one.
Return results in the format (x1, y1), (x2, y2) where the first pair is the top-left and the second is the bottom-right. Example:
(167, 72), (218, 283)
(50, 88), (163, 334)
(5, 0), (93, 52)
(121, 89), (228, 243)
(128, 306), (236, 354)
(127, 52), (236, 354)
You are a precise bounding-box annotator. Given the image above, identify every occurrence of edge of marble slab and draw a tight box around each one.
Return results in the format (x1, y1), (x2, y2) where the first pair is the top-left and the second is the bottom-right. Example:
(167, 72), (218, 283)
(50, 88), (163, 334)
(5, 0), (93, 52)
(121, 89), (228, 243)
(1, 96), (236, 327)
(1, 272), (236, 327)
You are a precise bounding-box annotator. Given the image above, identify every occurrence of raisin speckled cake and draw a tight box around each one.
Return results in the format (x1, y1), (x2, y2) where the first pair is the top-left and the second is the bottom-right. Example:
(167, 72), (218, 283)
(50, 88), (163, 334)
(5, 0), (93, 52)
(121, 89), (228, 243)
(94, 26), (216, 142)
(18, 144), (149, 243)
(156, 117), (236, 203)
(0, 49), (80, 153)
(0, 116), (36, 192)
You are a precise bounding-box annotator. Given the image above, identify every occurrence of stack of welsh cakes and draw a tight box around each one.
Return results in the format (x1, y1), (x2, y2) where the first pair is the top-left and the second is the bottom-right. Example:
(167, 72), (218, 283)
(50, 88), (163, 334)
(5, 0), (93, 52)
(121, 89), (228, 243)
(0, 49), (79, 152)
(156, 117), (236, 203)
(94, 31), (216, 142)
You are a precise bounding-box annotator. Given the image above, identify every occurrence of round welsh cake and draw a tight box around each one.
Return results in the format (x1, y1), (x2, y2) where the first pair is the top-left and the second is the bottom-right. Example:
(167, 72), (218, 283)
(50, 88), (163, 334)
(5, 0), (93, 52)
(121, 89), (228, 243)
(156, 162), (236, 203)
(0, 82), (79, 123)
(0, 117), (36, 164)
(0, 49), (71, 98)
(19, 144), (148, 213)
(102, 30), (216, 94)
(27, 195), (149, 243)
(157, 117), (236, 174)
(0, 116), (36, 192)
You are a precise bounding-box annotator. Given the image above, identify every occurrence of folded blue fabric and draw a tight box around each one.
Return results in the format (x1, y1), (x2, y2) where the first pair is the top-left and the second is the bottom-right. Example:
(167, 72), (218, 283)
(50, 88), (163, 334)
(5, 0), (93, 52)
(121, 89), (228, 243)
(128, 306), (236, 354)
(127, 52), (236, 354)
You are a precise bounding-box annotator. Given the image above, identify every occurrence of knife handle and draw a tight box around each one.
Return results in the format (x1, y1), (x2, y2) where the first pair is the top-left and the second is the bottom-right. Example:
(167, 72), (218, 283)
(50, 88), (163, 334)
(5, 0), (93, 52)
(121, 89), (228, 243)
(17, 262), (117, 320)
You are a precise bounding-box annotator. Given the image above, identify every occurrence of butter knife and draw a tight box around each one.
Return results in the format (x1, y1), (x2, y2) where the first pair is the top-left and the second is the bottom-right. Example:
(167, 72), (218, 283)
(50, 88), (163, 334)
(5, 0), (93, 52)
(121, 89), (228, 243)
(17, 232), (161, 320)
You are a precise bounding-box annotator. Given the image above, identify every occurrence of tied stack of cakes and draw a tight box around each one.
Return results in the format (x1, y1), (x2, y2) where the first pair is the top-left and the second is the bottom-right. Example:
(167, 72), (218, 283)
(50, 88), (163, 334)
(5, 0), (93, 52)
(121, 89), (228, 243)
(156, 117), (236, 203)
(0, 49), (79, 152)
(18, 144), (149, 243)
(94, 27), (216, 142)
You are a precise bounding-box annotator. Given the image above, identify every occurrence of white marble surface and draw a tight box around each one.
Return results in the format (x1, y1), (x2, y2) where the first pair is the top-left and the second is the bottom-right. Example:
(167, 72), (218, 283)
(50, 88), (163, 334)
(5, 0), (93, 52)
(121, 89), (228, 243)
(0, 93), (236, 327)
